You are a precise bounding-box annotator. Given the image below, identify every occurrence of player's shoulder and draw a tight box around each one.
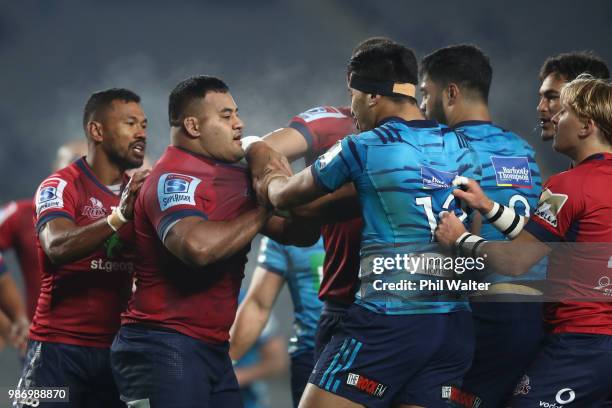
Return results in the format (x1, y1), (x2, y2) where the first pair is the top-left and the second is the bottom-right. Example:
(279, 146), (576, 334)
(293, 106), (351, 123)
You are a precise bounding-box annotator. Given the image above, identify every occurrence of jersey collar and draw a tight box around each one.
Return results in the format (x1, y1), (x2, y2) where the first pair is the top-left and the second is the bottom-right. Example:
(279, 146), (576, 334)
(579, 152), (612, 164)
(452, 120), (492, 128)
(377, 116), (438, 128)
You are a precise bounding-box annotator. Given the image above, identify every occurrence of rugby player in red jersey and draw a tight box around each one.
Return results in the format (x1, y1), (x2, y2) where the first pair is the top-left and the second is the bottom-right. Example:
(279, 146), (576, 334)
(436, 75), (612, 406)
(14, 88), (149, 408)
(111, 75), (316, 408)
(0, 140), (87, 355)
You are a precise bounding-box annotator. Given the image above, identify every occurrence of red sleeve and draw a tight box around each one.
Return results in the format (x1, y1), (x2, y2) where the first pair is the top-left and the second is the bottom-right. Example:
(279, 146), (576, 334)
(34, 174), (79, 233)
(524, 173), (584, 242)
(146, 172), (209, 242)
(288, 106), (355, 157)
(0, 201), (19, 249)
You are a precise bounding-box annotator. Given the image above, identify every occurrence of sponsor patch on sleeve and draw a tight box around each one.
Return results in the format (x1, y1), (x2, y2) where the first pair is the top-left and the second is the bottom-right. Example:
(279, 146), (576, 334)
(36, 178), (68, 215)
(316, 141), (343, 170)
(421, 166), (457, 189)
(298, 106), (348, 123)
(490, 156), (532, 188)
(157, 173), (202, 211)
(533, 188), (568, 228)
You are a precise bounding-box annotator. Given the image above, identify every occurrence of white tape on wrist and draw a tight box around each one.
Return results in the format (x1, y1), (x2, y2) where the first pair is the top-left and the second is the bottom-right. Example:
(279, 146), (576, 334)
(106, 208), (128, 232)
(241, 136), (263, 153)
(484, 201), (524, 239)
(454, 232), (486, 257)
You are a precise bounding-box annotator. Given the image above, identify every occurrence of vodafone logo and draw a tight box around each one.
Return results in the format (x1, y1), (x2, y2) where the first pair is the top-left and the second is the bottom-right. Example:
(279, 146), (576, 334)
(555, 388), (575, 404)
(539, 388), (576, 407)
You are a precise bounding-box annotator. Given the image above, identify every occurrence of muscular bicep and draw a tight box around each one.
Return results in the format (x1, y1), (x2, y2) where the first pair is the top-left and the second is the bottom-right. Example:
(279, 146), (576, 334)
(263, 127), (308, 162)
(162, 216), (208, 265)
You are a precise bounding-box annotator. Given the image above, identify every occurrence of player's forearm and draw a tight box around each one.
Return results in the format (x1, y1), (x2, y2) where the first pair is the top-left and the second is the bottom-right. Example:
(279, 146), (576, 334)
(230, 298), (271, 361)
(40, 218), (116, 265)
(291, 183), (361, 224)
(182, 207), (270, 267)
(268, 170), (325, 211)
(0, 308), (11, 341)
(0, 275), (27, 322)
(235, 338), (288, 386)
(263, 216), (320, 247)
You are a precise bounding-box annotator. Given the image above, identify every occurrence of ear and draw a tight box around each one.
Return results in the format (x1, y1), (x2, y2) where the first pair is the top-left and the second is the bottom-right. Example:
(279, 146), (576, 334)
(368, 94), (381, 107)
(87, 121), (103, 143)
(446, 83), (460, 105)
(578, 118), (595, 139)
(183, 117), (201, 138)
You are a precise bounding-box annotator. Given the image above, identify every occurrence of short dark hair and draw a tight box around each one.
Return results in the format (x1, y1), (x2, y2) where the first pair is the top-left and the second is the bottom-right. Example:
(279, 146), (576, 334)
(348, 42), (418, 103)
(168, 75), (229, 127)
(539, 51), (609, 81)
(351, 36), (395, 57)
(83, 88), (140, 131)
(420, 44), (492, 102)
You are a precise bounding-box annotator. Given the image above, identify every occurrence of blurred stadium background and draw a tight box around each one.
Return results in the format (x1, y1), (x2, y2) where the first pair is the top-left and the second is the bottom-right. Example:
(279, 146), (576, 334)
(1, 1), (611, 406)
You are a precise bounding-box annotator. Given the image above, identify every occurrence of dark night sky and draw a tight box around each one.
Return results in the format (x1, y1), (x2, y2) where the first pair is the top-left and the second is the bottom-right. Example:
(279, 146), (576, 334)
(1, 0), (611, 200)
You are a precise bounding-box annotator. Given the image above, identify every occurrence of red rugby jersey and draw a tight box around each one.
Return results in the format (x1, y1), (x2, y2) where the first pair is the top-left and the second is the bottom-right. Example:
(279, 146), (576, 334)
(0, 199), (39, 319)
(524, 153), (612, 335)
(30, 158), (134, 347)
(289, 106), (362, 305)
(122, 146), (256, 344)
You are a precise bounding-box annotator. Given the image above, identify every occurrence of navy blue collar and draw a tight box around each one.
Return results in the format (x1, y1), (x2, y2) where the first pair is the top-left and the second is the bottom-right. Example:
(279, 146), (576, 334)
(377, 116), (438, 128)
(75, 157), (123, 197)
(579, 152), (610, 164)
(452, 120), (492, 128)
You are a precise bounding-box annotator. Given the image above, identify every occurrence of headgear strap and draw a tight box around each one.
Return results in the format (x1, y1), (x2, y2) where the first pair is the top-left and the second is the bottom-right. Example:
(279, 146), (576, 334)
(349, 75), (416, 98)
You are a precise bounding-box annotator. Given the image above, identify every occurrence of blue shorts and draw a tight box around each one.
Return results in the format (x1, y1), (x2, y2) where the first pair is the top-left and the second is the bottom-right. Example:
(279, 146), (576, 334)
(510, 332), (612, 407)
(290, 351), (315, 407)
(313, 301), (349, 362)
(309, 304), (474, 408)
(14, 340), (122, 408)
(462, 298), (544, 407)
(110, 324), (242, 408)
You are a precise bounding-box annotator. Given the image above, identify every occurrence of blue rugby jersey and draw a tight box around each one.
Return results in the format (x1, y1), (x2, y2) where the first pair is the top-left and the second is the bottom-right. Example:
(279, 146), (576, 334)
(454, 121), (546, 284)
(312, 117), (481, 315)
(257, 237), (324, 357)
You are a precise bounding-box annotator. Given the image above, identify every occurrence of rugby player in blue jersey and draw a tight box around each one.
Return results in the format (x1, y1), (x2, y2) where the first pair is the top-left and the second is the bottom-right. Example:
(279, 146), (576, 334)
(247, 40), (481, 408)
(231, 237), (325, 407)
(419, 44), (545, 406)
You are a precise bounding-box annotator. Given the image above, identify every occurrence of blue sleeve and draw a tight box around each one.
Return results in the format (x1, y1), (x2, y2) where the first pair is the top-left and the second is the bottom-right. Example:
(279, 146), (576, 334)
(257, 237), (289, 278)
(311, 136), (363, 192)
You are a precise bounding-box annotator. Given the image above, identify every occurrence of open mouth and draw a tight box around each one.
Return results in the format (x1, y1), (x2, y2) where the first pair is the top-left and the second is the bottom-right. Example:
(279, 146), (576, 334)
(131, 142), (146, 155)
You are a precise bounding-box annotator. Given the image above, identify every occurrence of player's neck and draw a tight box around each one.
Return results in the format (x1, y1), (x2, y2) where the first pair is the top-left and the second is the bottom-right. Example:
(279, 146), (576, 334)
(377, 102), (424, 124)
(447, 103), (491, 127)
(85, 151), (124, 185)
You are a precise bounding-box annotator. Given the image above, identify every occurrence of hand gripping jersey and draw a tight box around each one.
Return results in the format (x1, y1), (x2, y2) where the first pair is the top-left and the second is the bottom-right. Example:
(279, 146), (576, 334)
(524, 153), (612, 335)
(31, 158), (134, 347)
(289, 106), (361, 304)
(454, 121), (547, 284)
(122, 146), (256, 344)
(0, 199), (40, 319)
(312, 117), (481, 315)
(257, 236), (324, 357)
